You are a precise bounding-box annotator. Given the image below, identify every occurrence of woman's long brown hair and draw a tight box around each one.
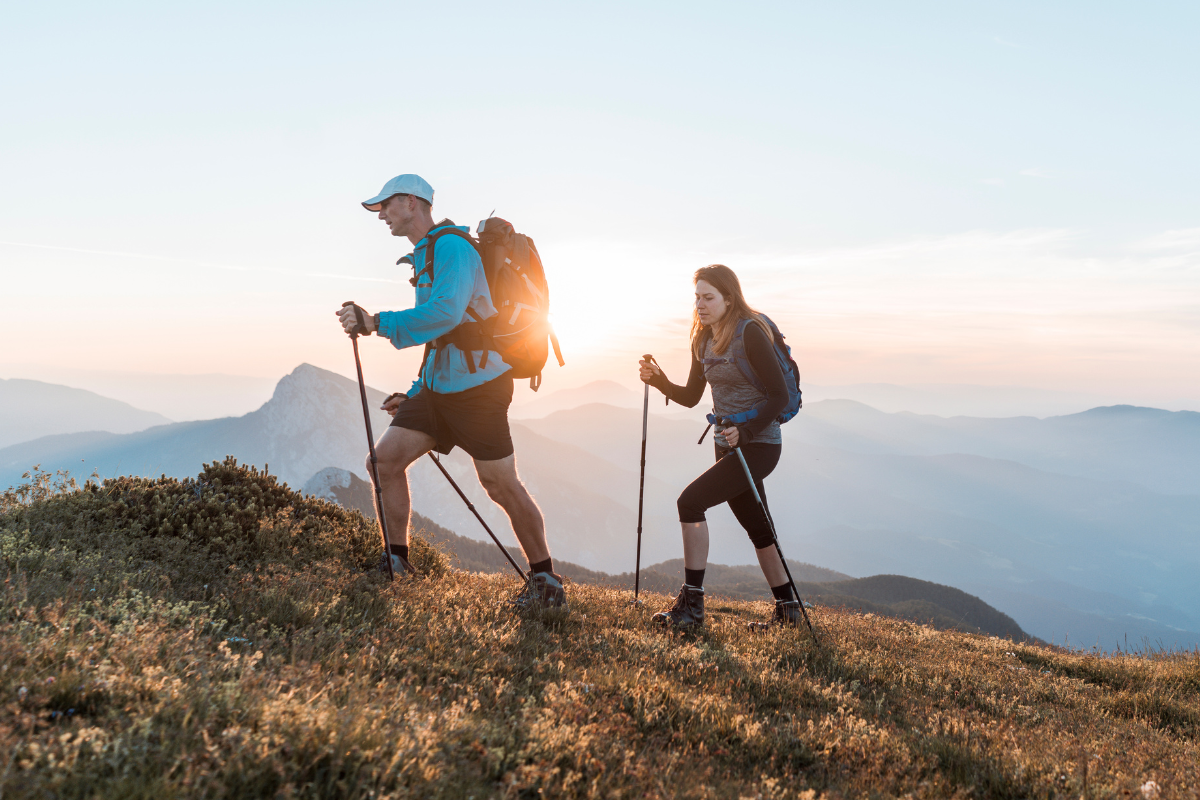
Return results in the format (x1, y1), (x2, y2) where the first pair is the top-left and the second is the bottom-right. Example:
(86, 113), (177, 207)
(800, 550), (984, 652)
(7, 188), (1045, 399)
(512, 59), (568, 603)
(690, 264), (772, 358)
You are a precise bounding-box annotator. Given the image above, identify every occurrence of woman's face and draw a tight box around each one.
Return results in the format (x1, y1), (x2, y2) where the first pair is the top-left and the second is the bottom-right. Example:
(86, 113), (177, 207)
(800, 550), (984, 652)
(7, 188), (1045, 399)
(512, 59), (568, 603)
(695, 279), (731, 325)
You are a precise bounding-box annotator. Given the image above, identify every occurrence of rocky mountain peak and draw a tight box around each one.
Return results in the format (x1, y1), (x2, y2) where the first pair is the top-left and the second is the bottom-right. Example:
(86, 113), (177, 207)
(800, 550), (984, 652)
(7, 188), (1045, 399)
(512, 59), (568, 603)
(267, 364), (355, 407)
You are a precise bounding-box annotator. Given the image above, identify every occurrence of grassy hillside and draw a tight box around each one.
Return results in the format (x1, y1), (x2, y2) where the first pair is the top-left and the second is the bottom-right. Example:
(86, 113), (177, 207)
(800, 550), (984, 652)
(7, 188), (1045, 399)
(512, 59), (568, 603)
(2, 462), (1197, 798)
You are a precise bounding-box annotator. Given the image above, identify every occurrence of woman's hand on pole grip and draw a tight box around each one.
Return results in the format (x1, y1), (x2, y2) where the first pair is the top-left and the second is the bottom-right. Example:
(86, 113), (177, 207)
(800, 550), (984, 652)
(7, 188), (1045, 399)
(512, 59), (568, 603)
(638, 358), (662, 384)
(722, 426), (740, 448)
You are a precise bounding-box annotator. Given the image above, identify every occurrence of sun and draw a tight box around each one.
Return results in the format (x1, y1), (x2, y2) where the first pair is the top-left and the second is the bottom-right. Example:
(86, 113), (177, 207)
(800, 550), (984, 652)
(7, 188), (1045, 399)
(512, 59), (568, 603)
(540, 240), (693, 356)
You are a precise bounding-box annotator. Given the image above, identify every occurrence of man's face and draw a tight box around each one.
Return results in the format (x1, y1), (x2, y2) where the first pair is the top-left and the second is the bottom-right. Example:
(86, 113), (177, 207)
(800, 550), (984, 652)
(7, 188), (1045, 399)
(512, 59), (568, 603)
(378, 194), (416, 237)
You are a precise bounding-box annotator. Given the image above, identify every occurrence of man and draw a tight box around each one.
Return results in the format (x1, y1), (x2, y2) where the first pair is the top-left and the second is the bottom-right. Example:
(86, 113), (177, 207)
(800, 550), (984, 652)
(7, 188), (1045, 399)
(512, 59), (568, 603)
(336, 173), (566, 608)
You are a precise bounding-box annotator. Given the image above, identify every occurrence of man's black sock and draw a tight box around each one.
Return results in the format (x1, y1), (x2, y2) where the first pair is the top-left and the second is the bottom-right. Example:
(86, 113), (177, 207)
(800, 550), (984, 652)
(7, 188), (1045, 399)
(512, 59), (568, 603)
(684, 568), (705, 588)
(771, 583), (794, 602)
(389, 543), (409, 561)
(530, 557), (554, 575)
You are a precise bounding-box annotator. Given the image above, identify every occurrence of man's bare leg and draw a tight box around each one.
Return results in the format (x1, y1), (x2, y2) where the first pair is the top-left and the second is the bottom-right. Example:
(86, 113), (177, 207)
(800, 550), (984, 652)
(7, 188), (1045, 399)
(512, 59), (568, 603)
(473, 454), (550, 565)
(367, 425), (437, 547)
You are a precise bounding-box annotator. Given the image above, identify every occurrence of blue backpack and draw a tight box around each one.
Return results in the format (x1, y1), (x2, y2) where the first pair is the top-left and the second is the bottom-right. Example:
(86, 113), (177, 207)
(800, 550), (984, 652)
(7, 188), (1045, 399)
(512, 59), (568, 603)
(701, 315), (803, 427)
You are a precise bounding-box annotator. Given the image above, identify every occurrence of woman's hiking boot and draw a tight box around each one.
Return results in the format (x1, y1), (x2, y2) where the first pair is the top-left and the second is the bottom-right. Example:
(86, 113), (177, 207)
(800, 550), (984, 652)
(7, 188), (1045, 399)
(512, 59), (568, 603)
(375, 551), (417, 579)
(512, 571), (568, 610)
(652, 585), (705, 629)
(748, 599), (801, 631)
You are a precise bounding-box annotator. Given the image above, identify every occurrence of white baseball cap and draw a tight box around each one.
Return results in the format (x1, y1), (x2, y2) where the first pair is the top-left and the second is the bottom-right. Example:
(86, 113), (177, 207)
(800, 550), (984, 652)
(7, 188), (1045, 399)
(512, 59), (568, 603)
(362, 174), (434, 210)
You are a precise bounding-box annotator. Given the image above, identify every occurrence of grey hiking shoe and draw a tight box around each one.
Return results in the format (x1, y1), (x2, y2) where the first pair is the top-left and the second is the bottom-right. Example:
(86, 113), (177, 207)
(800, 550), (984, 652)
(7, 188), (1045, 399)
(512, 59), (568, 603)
(748, 599), (801, 631)
(375, 551), (417, 579)
(652, 585), (705, 629)
(512, 571), (568, 610)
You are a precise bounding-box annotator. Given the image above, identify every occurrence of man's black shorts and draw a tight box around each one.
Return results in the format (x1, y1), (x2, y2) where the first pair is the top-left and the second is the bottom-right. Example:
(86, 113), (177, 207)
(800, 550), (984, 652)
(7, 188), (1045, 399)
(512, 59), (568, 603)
(390, 374), (514, 461)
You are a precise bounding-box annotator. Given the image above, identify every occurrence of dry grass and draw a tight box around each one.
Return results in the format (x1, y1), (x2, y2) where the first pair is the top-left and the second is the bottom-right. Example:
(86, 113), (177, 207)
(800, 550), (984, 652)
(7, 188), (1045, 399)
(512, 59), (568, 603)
(1, 461), (1197, 799)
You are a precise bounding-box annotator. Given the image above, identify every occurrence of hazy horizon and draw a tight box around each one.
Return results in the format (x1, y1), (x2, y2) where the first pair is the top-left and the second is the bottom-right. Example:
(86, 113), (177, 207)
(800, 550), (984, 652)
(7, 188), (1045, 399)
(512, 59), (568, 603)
(5, 362), (1197, 424)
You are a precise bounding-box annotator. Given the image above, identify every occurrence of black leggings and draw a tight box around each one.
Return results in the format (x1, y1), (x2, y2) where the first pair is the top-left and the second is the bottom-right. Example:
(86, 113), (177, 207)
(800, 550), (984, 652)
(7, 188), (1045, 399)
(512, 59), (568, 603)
(676, 443), (782, 549)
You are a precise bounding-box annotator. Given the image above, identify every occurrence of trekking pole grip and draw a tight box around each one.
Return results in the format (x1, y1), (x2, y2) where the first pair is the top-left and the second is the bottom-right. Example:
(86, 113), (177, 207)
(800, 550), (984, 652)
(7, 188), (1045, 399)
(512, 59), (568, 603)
(717, 417), (739, 449)
(342, 300), (368, 338)
(643, 354), (668, 406)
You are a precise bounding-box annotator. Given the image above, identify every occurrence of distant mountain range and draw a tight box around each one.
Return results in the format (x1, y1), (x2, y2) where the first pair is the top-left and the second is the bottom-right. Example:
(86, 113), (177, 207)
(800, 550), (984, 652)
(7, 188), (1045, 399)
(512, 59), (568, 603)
(510, 379), (642, 418)
(518, 378), (1173, 419)
(801, 382), (1125, 418)
(304, 466), (1030, 640)
(0, 378), (172, 449)
(3, 364), (1197, 650)
(0, 365), (277, 422)
(791, 399), (1200, 496)
(518, 403), (1200, 650)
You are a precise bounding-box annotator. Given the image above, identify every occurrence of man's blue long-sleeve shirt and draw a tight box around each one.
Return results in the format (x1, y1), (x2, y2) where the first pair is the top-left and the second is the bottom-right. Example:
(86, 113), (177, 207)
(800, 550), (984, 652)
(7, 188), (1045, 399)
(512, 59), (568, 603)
(376, 221), (510, 396)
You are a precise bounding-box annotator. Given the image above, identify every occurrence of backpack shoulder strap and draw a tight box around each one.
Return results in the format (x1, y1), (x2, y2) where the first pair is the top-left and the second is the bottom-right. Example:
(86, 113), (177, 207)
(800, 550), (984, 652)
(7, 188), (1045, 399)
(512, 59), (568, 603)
(697, 327), (727, 368)
(731, 317), (767, 393)
(420, 227), (478, 283)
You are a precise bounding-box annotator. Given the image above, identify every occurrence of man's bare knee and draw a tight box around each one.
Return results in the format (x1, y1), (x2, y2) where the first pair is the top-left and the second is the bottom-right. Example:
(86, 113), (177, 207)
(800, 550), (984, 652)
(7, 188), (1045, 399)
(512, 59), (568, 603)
(477, 471), (512, 503)
(368, 449), (399, 483)
(475, 458), (526, 506)
(375, 449), (401, 475)
(372, 426), (434, 480)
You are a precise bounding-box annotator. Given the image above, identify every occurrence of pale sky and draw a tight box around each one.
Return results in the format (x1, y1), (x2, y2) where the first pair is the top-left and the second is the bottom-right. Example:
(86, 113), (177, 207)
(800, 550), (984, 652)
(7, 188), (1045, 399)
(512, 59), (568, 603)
(3, 1), (1198, 412)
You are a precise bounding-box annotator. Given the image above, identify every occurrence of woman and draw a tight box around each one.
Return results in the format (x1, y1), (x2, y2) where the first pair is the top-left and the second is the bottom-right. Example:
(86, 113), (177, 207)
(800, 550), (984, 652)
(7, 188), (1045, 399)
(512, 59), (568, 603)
(639, 264), (798, 630)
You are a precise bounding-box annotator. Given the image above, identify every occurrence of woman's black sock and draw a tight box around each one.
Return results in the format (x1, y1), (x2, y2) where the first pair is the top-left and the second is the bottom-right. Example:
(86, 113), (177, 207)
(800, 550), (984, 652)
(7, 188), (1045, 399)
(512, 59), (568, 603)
(685, 568), (705, 588)
(771, 582), (794, 602)
(530, 557), (554, 575)
(389, 543), (409, 561)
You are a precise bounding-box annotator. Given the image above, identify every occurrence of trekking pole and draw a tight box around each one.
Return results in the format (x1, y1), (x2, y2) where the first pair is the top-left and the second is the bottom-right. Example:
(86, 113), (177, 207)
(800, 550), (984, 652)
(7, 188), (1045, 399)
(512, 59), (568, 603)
(719, 418), (817, 638)
(633, 354), (656, 603)
(344, 303), (395, 582)
(426, 452), (528, 582)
